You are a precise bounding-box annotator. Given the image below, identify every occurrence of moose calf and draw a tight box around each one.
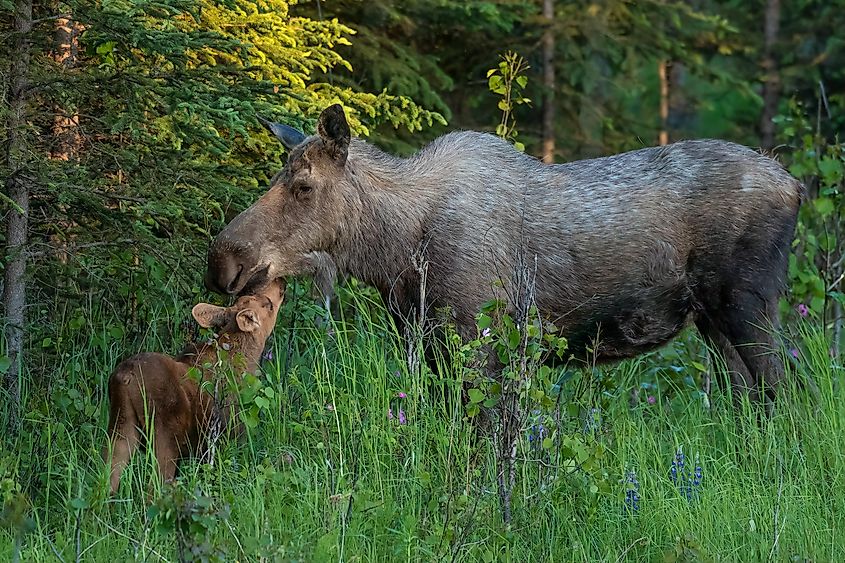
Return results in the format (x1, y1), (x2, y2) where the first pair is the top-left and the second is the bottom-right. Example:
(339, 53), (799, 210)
(103, 278), (284, 494)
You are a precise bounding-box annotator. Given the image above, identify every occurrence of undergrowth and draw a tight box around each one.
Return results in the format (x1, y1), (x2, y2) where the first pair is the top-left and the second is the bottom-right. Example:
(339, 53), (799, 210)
(1, 279), (843, 562)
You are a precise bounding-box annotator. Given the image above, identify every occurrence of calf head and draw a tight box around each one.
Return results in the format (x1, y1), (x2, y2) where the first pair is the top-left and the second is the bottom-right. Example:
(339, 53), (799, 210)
(192, 277), (286, 344)
(205, 104), (354, 296)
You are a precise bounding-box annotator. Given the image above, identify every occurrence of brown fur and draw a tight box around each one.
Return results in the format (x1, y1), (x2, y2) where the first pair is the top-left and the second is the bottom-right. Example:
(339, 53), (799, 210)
(103, 279), (284, 494)
(205, 105), (803, 403)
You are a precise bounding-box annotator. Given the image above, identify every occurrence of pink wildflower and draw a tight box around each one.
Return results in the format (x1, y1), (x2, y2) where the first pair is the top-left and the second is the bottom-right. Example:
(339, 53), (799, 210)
(397, 392), (407, 399)
(647, 396), (656, 404)
(797, 304), (809, 318)
(790, 348), (799, 359)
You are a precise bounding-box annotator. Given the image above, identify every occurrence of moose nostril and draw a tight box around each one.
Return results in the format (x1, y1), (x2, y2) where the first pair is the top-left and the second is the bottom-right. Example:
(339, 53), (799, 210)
(224, 264), (244, 294)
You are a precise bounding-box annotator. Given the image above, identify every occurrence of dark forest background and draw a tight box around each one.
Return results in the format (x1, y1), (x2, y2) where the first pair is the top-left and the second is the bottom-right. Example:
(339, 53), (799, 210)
(2, 0), (844, 428)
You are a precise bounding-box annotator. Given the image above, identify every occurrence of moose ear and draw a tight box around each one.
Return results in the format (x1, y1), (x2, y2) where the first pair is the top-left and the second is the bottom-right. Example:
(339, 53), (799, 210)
(257, 115), (306, 150)
(317, 104), (350, 162)
(235, 309), (261, 333)
(192, 303), (229, 329)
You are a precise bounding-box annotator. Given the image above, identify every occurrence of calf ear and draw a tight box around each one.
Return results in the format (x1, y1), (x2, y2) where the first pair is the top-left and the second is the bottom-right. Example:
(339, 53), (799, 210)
(317, 104), (350, 163)
(235, 309), (261, 333)
(192, 303), (229, 329)
(257, 115), (306, 150)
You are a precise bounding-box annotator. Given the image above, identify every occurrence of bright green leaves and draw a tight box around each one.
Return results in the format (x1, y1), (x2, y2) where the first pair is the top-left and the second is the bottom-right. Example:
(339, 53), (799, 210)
(777, 99), (844, 319)
(487, 51), (530, 153)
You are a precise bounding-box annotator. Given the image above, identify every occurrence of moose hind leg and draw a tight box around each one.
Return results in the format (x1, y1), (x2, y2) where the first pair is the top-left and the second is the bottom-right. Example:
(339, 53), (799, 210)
(695, 316), (759, 403)
(698, 286), (784, 405)
(719, 288), (784, 402)
(105, 407), (141, 495)
(154, 421), (181, 485)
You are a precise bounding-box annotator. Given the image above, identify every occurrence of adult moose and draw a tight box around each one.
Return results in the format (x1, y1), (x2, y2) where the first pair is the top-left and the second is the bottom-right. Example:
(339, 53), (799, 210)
(205, 104), (803, 404)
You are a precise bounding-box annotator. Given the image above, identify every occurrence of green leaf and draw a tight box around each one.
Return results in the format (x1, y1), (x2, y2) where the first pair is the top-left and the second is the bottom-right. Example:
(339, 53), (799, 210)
(468, 389), (484, 403)
(507, 329), (520, 349)
(814, 197), (835, 217)
(69, 498), (88, 511)
(818, 156), (844, 185)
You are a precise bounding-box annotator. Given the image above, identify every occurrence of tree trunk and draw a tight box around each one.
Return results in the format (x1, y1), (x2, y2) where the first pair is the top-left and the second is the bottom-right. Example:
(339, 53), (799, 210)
(759, 0), (781, 151)
(658, 60), (671, 146)
(51, 16), (82, 160)
(541, 0), (555, 163)
(3, 0), (34, 433)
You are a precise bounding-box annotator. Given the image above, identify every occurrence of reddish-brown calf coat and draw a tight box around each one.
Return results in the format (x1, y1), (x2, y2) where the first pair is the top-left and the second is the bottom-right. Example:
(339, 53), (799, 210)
(103, 279), (283, 494)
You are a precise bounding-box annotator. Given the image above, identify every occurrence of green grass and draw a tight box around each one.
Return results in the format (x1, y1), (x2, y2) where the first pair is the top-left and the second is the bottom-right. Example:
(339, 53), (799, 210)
(2, 285), (844, 562)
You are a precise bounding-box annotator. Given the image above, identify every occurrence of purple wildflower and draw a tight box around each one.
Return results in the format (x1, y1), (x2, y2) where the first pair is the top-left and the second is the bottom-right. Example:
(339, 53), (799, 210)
(647, 395), (656, 404)
(397, 392), (407, 399)
(670, 448), (684, 486)
(398, 409), (407, 425)
(623, 470), (640, 514)
(790, 348), (799, 359)
(262, 347), (273, 362)
(670, 447), (702, 502)
(481, 327), (491, 338)
(797, 303), (809, 318)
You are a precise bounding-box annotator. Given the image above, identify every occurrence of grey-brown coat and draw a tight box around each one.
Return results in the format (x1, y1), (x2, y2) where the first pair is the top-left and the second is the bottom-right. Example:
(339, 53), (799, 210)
(206, 105), (802, 402)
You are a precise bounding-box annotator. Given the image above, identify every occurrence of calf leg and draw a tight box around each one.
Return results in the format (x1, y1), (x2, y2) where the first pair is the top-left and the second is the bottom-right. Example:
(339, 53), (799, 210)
(153, 421), (181, 485)
(104, 403), (141, 495)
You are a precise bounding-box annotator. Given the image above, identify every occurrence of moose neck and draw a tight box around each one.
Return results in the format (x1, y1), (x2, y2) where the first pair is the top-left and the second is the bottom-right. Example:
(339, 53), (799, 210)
(332, 140), (441, 311)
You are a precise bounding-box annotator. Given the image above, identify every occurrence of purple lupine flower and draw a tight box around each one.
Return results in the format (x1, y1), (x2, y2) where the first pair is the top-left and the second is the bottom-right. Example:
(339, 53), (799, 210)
(398, 409), (407, 425)
(797, 303), (809, 318)
(623, 470), (640, 514)
(671, 447), (702, 502)
(527, 422), (546, 443)
(670, 447), (685, 486)
(693, 456), (703, 488)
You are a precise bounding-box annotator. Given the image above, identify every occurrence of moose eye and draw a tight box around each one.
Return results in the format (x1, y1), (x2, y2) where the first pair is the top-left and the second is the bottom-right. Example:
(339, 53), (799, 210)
(292, 182), (313, 198)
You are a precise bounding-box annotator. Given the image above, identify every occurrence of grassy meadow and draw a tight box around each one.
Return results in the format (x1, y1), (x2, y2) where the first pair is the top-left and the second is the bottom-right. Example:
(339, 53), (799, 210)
(2, 280), (844, 562)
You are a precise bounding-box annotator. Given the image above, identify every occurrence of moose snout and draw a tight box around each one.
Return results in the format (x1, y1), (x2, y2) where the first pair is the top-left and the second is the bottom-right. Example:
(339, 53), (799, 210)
(205, 238), (259, 295)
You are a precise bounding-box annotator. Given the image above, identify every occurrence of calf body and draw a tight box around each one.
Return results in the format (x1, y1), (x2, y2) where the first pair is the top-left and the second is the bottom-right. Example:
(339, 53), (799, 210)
(205, 105), (803, 402)
(104, 279), (284, 494)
